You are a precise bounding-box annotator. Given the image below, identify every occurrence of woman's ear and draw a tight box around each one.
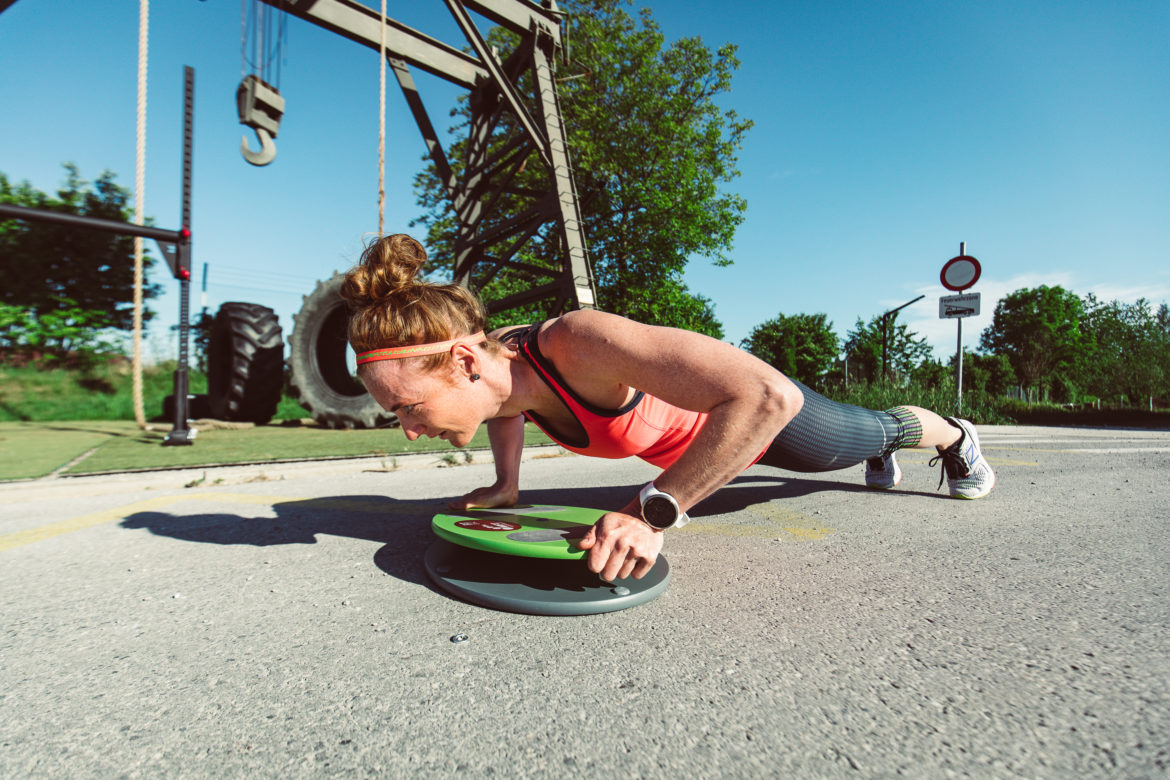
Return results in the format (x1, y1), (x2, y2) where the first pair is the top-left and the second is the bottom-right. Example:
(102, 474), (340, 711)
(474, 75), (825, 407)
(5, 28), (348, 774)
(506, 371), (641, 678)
(449, 343), (479, 382)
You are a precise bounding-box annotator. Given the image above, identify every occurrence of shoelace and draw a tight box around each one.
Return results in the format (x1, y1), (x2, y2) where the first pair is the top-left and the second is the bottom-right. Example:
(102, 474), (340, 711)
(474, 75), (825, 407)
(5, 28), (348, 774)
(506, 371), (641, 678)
(928, 444), (970, 490)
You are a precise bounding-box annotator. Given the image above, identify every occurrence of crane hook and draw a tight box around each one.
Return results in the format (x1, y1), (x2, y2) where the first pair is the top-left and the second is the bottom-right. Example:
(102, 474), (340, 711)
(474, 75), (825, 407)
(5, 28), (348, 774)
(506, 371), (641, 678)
(236, 75), (284, 167)
(240, 126), (277, 167)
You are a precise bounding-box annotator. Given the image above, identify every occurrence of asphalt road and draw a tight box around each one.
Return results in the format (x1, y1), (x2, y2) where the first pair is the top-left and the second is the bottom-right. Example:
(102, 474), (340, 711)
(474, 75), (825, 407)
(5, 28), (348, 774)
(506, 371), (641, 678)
(2, 425), (1168, 777)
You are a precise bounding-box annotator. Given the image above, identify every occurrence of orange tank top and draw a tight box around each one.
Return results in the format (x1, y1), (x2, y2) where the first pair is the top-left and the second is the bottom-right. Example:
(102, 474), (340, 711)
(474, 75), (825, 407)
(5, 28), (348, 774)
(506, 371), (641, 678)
(512, 324), (707, 470)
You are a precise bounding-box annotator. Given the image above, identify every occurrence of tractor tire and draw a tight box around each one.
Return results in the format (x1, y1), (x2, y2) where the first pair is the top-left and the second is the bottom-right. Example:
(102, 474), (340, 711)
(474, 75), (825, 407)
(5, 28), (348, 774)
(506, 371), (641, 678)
(206, 302), (284, 424)
(288, 273), (395, 429)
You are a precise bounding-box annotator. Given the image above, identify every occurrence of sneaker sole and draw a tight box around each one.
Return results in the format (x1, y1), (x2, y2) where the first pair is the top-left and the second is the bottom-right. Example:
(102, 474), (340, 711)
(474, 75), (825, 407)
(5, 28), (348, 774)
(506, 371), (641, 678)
(947, 418), (994, 499)
(950, 468), (996, 500)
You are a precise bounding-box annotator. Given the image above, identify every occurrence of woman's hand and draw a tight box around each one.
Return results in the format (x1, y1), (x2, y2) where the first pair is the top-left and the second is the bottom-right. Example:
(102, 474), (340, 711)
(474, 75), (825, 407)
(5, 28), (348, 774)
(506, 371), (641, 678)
(448, 481), (519, 510)
(448, 415), (525, 511)
(577, 512), (664, 581)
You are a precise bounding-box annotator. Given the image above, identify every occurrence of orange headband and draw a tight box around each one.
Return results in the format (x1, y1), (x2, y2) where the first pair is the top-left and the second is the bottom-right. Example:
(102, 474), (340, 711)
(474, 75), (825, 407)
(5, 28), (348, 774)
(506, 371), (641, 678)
(355, 331), (487, 365)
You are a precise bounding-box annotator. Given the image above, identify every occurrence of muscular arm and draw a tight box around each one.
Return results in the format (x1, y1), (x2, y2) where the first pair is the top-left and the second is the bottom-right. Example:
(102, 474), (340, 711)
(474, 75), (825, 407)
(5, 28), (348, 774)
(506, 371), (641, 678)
(545, 310), (803, 514)
(488, 414), (525, 494)
(448, 414), (525, 509)
(546, 311), (803, 580)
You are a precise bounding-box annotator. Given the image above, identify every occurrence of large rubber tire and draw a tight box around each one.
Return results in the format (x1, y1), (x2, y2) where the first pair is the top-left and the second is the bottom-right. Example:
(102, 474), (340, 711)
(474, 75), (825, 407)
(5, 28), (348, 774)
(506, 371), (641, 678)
(206, 302), (284, 424)
(288, 273), (396, 429)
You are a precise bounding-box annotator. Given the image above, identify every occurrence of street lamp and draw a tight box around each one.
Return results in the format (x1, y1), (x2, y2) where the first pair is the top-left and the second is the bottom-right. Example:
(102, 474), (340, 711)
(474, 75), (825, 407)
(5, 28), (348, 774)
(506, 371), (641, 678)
(881, 295), (925, 383)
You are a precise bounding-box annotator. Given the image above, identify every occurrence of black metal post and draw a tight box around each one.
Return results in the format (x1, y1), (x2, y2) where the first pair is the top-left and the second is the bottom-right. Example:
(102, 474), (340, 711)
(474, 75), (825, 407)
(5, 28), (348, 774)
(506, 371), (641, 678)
(956, 241), (966, 414)
(0, 204), (185, 244)
(881, 314), (889, 384)
(163, 66), (197, 446)
(880, 294), (926, 384)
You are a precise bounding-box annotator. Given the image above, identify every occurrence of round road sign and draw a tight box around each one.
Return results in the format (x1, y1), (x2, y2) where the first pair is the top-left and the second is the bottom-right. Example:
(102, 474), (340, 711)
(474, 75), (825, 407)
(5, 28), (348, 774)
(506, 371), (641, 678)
(940, 255), (982, 291)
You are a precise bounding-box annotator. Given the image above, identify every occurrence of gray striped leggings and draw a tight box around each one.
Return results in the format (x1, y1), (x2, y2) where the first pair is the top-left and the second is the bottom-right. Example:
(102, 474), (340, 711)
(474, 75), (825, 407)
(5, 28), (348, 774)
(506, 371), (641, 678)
(758, 381), (920, 472)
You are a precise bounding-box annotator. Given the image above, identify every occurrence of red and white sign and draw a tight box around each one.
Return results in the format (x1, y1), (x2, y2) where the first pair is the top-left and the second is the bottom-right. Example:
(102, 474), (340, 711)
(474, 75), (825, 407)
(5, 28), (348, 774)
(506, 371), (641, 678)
(940, 255), (982, 291)
(455, 519), (522, 532)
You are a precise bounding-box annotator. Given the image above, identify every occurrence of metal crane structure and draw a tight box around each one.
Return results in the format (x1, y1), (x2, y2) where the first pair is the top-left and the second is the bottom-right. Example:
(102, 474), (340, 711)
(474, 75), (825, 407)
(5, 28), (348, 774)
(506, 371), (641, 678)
(259, 0), (597, 316)
(253, 0), (601, 429)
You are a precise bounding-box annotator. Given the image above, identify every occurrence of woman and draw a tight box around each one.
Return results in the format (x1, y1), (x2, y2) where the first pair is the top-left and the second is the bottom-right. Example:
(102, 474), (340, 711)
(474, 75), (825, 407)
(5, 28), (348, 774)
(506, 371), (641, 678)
(343, 235), (995, 582)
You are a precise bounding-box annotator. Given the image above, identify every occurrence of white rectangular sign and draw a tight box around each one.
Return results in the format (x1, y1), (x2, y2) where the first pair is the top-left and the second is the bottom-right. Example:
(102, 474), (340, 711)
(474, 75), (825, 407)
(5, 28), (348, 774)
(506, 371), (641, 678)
(939, 293), (980, 319)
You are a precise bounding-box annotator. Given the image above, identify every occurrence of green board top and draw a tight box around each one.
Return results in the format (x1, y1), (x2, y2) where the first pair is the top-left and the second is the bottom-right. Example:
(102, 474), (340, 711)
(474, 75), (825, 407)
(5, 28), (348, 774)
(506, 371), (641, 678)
(431, 504), (607, 559)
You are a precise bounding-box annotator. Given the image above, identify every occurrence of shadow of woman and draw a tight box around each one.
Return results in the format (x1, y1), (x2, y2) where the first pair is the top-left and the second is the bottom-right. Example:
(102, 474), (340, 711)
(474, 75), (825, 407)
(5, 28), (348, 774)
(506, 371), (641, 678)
(121, 494), (443, 587)
(117, 474), (942, 591)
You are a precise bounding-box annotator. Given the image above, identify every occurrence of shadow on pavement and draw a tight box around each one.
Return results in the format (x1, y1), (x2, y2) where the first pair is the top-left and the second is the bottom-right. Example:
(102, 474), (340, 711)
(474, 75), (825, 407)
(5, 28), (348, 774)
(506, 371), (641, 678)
(117, 475), (944, 586)
(121, 495), (442, 586)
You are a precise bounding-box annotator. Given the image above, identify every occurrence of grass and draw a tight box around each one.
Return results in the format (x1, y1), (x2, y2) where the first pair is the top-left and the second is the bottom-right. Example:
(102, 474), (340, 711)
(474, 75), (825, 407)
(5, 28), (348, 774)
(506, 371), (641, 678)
(824, 382), (1013, 425)
(5, 362), (1167, 481)
(0, 360), (553, 480)
(0, 420), (133, 480)
(0, 361), (209, 422)
(0, 419), (555, 481)
(824, 382), (1170, 428)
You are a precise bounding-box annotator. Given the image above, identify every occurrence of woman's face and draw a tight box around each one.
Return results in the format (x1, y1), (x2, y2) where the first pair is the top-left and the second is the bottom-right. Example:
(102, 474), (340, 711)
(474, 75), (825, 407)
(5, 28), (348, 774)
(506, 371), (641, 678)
(361, 359), (481, 447)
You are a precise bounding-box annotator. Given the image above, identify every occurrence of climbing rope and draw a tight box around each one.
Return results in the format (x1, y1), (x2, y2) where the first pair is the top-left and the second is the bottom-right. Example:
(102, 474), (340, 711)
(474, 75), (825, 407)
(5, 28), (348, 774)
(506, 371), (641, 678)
(132, 0), (148, 430)
(378, 0), (387, 234)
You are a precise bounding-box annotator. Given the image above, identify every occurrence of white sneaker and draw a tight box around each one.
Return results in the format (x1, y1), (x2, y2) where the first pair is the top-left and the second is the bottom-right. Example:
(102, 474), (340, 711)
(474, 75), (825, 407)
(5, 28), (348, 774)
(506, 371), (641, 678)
(930, 418), (995, 499)
(865, 453), (901, 489)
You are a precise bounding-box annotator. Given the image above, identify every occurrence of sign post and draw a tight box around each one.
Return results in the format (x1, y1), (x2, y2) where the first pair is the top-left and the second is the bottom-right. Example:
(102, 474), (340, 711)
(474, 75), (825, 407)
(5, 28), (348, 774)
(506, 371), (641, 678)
(939, 243), (982, 414)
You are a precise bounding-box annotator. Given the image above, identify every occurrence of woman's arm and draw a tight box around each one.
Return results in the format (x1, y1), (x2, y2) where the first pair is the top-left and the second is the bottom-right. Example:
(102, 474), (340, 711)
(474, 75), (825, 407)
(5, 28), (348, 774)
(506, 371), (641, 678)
(545, 310), (803, 580)
(448, 414), (525, 509)
(545, 309), (803, 512)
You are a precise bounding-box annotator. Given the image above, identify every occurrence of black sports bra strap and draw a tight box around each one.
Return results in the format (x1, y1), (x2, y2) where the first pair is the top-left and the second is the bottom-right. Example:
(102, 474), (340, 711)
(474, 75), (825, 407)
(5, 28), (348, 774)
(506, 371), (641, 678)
(498, 324), (537, 346)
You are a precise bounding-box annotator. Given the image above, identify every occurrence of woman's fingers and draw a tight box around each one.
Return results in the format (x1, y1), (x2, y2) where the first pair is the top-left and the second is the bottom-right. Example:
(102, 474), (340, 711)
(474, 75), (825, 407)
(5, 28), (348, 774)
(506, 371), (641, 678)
(581, 512), (664, 581)
(448, 482), (523, 510)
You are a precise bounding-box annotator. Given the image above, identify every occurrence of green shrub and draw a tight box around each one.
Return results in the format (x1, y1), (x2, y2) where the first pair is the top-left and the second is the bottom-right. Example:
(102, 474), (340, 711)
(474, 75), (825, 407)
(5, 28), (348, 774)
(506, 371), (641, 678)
(822, 381), (1013, 425)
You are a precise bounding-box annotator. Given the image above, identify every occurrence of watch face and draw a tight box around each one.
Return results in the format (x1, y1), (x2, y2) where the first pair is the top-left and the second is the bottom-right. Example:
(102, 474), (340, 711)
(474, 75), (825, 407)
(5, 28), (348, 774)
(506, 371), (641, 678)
(641, 495), (678, 529)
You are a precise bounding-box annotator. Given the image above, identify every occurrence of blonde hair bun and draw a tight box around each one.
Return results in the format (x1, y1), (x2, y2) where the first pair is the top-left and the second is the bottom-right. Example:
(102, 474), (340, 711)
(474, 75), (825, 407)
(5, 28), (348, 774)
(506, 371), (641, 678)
(341, 233), (490, 366)
(342, 233), (428, 307)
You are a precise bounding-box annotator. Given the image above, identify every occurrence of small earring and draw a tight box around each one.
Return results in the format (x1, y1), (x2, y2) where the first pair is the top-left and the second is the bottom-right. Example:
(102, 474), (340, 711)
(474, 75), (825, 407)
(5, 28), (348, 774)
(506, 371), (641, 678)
(470, 373), (481, 382)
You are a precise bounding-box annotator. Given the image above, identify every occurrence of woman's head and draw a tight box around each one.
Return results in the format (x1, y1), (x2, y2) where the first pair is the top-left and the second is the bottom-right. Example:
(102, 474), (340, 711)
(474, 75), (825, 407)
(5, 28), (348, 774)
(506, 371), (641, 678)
(341, 234), (500, 446)
(342, 233), (489, 374)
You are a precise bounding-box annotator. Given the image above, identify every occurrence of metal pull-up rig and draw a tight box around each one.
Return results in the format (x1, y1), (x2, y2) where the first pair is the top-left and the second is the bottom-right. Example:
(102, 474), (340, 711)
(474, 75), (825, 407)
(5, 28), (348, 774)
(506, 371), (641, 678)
(0, 66), (199, 446)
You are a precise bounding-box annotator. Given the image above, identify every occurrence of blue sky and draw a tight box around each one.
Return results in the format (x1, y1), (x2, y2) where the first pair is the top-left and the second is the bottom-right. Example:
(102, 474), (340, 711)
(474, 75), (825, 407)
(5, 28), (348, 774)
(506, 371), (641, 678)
(2, 0), (1167, 362)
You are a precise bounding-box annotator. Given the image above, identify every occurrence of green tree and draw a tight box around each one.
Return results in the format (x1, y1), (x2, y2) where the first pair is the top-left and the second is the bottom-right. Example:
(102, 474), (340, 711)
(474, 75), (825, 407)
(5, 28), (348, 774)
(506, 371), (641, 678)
(1081, 294), (1167, 405)
(0, 298), (119, 358)
(911, 357), (951, 390)
(412, 0), (751, 337)
(979, 286), (1088, 402)
(1158, 303), (1170, 400)
(741, 312), (839, 388)
(0, 165), (162, 345)
(843, 315), (932, 383)
(954, 351), (1017, 396)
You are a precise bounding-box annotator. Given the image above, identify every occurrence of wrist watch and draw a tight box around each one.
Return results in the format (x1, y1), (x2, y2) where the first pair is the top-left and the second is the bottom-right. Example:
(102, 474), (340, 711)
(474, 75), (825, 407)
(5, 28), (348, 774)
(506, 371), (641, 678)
(638, 483), (689, 531)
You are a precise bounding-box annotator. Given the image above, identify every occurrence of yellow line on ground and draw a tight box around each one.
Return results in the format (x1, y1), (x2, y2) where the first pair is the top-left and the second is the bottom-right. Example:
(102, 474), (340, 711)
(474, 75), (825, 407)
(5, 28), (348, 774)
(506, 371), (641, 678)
(0, 493), (301, 553)
(0, 492), (443, 553)
(677, 502), (835, 542)
(1, 495), (188, 552)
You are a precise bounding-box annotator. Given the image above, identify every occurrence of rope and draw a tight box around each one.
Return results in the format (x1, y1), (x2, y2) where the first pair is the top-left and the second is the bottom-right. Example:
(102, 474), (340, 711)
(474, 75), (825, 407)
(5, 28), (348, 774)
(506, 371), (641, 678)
(132, 0), (148, 430)
(240, 0), (247, 79)
(377, 0), (387, 234)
